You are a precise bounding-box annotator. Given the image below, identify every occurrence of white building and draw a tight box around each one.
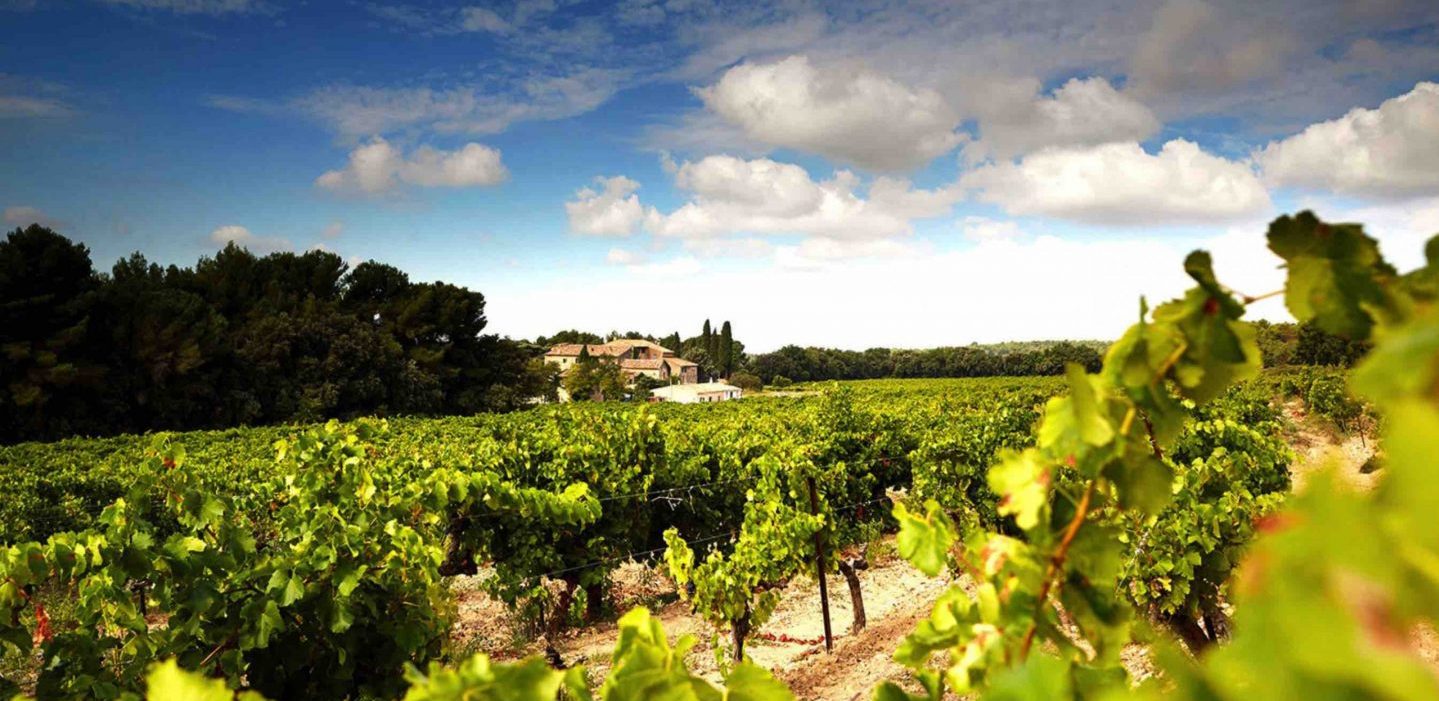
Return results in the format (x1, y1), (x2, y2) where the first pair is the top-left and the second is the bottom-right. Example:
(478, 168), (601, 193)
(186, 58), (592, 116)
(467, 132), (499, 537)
(650, 382), (743, 404)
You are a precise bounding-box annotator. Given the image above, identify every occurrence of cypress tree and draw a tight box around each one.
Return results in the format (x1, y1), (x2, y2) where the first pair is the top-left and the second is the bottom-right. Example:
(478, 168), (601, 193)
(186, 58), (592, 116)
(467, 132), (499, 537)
(720, 321), (733, 378)
(701, 320), (713, 377)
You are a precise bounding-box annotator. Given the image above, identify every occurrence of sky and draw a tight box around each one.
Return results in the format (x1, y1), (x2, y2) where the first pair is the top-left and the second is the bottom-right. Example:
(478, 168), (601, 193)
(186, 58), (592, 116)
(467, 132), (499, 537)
(2, 0), (1438, 352)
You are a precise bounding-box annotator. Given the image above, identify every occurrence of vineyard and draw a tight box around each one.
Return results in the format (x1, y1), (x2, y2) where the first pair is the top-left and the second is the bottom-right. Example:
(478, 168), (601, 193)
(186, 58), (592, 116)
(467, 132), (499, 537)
(3, 212), (1438, 701)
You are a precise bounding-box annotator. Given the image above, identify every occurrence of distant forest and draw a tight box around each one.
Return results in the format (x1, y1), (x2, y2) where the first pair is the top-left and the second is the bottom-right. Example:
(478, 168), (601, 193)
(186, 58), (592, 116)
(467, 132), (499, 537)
(0, 225), (551, 444)
(743, 322), (1365, 384)
(2, 225), (1368, 443)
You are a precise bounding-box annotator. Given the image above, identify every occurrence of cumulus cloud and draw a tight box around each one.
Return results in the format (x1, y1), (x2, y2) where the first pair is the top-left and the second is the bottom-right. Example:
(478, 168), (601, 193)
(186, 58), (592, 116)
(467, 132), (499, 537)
(647, 155), (962, 241)
(698, 55), (965, 171)
(1129, 0), (1296, 98)
(316, 137), (507, 195)
(967, 77), (1160, 161)
(961, 139), (1271, 226)
(209, 225), (291, 254)
(566, 176), (646, 236)
(1257, 82), (1439, 198)
(3, 205), (64, 229)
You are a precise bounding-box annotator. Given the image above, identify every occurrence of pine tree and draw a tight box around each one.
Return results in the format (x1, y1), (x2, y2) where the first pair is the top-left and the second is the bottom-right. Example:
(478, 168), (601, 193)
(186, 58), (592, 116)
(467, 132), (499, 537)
(720, 321), (733, 378)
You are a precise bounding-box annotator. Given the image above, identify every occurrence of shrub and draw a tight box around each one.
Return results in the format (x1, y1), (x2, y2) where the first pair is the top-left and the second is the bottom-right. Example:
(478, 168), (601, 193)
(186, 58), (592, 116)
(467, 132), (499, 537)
(728, 372), (763, 392)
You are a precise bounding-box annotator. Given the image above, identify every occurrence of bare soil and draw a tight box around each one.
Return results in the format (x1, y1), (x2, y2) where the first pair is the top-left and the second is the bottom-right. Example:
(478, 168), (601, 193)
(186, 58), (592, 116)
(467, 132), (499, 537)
(1281, 399), (1379, 492)
(452, 546), (956, 697)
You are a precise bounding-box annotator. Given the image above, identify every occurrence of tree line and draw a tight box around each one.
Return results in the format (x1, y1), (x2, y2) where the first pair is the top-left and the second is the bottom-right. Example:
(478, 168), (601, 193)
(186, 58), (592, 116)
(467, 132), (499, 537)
(746, 341), (1105, 384)
(0, 225), (550, 444)
(743, 323), (1365, 385)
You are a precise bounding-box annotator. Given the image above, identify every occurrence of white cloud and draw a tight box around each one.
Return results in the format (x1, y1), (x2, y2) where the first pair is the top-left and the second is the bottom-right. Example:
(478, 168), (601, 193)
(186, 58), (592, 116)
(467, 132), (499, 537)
(321, 221), (344, 239)
(316, 137), (507, 195)
(286, 68), (623, 139)
(602, 248), (701, 277)
(967, 77), (1160, 161)
(565, 176), (646, 236)
(0, 94), (72, 118)
(1129, 0), (1296, 98)
(605, 247), (644, 265)
(3, 205), (64, 229)
(698, 55), (965, 171)
(961, 139), (1271, 226)
(492, 201), (1439, 352)
(626, 255), (703, 278)
(0, 74), (74, 119)
(775, 237), (924, 271)
(484, 228), (1241, 352)
(1257, 82), (1439, 198)
(682, 237), (775, 259)
(647, 155), (962, 242)
(209, 225), (292, 254)
(458, 7), (509, 32)
(959, 216), (1023, 241)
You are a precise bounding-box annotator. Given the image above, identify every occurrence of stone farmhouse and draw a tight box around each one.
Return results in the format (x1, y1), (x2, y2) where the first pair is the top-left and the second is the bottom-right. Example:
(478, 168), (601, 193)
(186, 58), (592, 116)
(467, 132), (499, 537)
(544, 339), (700, 385)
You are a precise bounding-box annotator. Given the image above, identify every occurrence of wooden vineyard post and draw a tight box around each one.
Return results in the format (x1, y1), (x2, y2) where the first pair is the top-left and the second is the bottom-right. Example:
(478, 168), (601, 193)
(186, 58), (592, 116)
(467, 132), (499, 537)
(807, 475), (833, 651)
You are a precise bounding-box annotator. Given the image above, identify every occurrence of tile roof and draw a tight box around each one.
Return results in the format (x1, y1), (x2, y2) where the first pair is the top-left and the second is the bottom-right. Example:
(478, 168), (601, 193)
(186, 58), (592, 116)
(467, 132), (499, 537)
(545, 343), (626, 357)
(619, 358), (665, 370)
(608, 339), (673, 353)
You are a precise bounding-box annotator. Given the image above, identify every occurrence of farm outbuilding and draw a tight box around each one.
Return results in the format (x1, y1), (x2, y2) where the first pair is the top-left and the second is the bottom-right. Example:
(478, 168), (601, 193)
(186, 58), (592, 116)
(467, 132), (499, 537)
(649, 382), (743, 404)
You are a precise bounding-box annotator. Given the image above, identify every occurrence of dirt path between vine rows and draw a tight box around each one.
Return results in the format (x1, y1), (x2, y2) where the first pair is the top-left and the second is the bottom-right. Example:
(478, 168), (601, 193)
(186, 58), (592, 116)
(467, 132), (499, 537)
(1279, 400), (1439, 671)
(453, 539), (1161, 699)
(452, 545), (958, 697)
(1280, 399), (1379, 493)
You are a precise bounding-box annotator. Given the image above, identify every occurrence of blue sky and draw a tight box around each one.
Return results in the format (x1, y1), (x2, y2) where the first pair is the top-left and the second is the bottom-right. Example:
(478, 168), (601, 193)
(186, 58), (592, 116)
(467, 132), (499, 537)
(3, 0), (1438, 350)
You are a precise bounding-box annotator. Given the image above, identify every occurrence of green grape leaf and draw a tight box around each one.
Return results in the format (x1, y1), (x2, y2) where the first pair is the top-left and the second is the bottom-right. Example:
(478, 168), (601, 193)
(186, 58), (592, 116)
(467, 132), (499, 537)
(1039, 366), (1115, 467)
(1102, 454), (1174, 516)
(892, 587), (969, 668)
(723, 661), (794, 701)
(981, 653), (1071, 701)
(1152, 253), (1261, 402)
(145, 660), (246, 701)
(1103, 302), (1189, 447)
(1267, 210), (1396, 339)
(894, 501), (955, 577)
(987, 450), (1052, 531)
(401, 654), (565, 701)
